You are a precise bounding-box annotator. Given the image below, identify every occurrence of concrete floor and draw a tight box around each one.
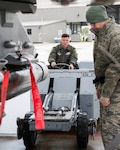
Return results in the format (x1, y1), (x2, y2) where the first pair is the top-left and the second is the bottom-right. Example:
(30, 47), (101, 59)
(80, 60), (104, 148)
(0, 132), (105, 150)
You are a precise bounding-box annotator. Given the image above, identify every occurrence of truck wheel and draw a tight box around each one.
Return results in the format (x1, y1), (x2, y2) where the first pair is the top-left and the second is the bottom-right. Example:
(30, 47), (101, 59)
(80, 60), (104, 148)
(16, 118), (23, 139)
(17, 127), (23, 139)
(76, 112), (89, 148)
(23, 121), (37, 149)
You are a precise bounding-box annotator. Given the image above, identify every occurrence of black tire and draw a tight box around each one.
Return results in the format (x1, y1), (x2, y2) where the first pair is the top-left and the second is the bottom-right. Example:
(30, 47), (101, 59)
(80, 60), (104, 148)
(17, 127), (23, 139)
(76, 112), (89, 148)
(22, 121), (37, 149)
(16, 118), (23, 139)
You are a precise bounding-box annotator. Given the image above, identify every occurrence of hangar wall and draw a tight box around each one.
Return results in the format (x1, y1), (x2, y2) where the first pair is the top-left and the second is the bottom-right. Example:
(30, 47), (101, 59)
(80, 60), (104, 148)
(18, 6), (88, 22)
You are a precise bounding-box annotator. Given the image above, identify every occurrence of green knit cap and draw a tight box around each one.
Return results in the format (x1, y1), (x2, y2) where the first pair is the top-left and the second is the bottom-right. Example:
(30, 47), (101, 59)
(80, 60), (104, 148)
(86, 5), (109, 23)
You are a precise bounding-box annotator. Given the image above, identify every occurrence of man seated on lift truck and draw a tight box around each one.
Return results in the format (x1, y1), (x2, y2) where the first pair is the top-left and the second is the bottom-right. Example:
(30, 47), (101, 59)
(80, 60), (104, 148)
(48, 33), (79, 69)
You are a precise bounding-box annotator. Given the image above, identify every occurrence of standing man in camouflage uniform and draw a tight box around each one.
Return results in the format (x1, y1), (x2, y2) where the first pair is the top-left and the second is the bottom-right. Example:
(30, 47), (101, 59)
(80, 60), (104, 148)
(86, 5), (120, 150)
(48, 33), (78, 69)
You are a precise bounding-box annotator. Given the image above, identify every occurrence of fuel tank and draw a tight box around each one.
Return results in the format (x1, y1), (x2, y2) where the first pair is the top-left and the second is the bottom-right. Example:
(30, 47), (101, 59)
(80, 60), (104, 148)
(0, 61), (48, 100)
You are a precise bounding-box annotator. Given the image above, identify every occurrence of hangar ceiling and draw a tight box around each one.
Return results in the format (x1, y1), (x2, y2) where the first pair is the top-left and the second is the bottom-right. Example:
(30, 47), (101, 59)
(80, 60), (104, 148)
(37, 1), (120, 23)
(37, 0), (120, 8)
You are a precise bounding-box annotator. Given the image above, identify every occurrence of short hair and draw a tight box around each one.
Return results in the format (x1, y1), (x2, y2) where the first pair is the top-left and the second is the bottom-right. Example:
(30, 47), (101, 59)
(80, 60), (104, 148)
(61, 33), (69, 38)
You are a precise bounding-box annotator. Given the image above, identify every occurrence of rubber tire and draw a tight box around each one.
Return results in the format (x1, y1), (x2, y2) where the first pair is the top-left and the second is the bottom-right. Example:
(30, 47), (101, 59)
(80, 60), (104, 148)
(17, 127), (23, 139)
(22, 121), (37, 149)
(76, 113), (89, 148)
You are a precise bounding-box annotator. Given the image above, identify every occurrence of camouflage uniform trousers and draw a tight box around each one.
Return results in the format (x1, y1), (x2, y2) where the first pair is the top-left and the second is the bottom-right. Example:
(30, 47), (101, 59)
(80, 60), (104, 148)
(100, 82), (120, 150)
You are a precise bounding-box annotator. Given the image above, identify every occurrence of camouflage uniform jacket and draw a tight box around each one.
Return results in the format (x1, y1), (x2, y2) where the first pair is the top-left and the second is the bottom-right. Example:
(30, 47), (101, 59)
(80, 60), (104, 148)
(93, 17), (120, 98)
(48, 44), (78, 66)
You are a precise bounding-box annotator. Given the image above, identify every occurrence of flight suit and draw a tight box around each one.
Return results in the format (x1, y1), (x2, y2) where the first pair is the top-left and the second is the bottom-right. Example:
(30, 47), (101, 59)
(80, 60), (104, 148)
(48, 44), (78, 68)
